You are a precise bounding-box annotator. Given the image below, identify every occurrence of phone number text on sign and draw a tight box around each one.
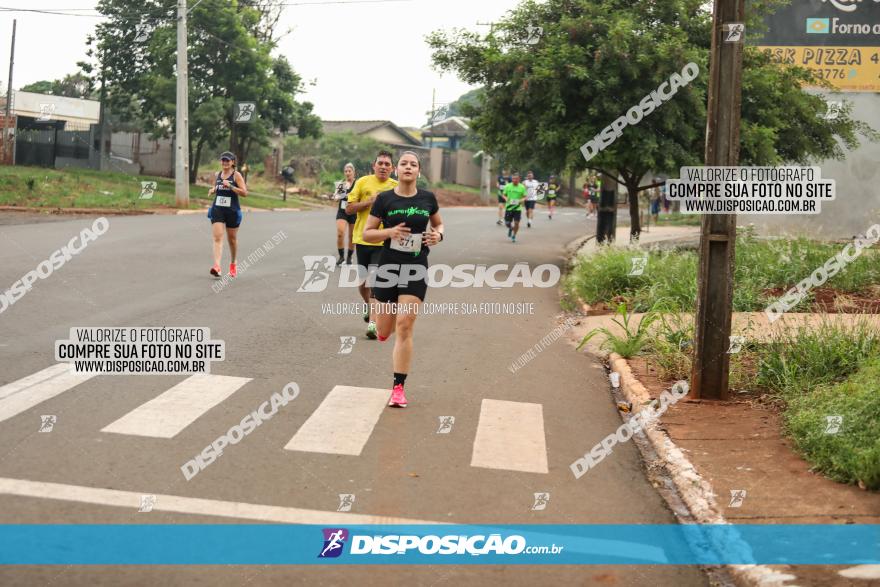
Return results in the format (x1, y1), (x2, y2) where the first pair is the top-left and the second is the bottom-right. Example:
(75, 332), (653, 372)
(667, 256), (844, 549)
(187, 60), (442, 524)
(54, 327), (225, 375)
(759, 46), (880, 91)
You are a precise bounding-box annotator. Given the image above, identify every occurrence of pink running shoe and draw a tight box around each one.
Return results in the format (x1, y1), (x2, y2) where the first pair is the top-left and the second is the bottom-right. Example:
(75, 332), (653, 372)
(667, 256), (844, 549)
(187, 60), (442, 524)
(388, 384), (407, 408)
(229, 263), (237, 278)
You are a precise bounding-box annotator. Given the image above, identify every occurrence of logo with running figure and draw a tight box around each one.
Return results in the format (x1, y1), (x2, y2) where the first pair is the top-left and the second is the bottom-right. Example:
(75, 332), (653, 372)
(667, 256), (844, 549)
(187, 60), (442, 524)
(338, 336), (356, 355)
(524, 24), (543, 45)
(138, 494), (156, 512)
(318, 528), (349, 558)
(727, 335), (745, 354)
(298, 256), (336, 292)
(531, 492), (550, 511)
(629, 256), (648, 276)
(728, 489), (747, 508)
(38, 415), (57, 433)
(337, 494), (356, 512)
(140, 181), (157, 199)
(824, 415), (843, 435)
(436, 416), (455, 434)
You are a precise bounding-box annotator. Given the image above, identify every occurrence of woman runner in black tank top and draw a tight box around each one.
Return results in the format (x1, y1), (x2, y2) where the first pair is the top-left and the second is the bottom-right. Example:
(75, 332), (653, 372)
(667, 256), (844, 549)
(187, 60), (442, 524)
(333, 163), (357, 265)
(207, 151), (248, 278)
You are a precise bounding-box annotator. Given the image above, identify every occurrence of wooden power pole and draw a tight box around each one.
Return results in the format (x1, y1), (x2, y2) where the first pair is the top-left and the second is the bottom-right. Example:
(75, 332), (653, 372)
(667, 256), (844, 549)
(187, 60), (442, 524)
(691, 0), (746, 400)
(3, 20), (16, 165)
(175, 0), (190, 207)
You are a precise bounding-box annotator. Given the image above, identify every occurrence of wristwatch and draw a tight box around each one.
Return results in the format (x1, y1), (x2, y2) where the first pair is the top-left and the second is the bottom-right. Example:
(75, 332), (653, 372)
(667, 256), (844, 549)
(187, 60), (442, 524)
(439, 232), (444, 242)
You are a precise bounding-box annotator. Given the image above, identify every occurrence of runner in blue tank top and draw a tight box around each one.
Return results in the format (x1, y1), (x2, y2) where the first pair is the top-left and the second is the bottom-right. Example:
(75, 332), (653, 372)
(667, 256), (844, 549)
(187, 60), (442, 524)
(207, 151), (248, 278)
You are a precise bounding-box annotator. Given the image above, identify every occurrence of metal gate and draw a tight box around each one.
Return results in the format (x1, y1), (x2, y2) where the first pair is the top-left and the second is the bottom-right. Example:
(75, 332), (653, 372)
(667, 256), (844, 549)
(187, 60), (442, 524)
(15, 128), (56, 167)
(441, 150), (457, 183)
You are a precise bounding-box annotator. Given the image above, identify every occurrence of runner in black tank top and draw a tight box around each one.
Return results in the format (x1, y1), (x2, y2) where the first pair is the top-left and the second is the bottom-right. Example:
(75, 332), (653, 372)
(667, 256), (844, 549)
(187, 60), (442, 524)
(207, 151), (248, 278)
(333, 163), (357, 265)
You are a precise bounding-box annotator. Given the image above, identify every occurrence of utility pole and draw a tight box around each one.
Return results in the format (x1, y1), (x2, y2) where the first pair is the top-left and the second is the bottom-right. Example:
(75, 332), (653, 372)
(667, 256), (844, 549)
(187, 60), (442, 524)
(429, 88), (435, 149)
(3, 20), (16, 165)
(691, 0), (745, 400)
(97, 47), (107, 171)
(175, 0), (190, 207)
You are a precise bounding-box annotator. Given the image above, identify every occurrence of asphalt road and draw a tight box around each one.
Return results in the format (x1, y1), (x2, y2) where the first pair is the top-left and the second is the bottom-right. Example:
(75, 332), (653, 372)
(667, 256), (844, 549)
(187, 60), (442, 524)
(0, 206), (708, 586)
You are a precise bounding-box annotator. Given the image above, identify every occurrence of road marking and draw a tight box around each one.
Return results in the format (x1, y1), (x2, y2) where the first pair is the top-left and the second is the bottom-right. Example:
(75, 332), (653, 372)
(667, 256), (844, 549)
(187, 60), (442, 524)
(471, 399), (549, 474)
(285, 385), (388, 456)
(840, 566), (880, 580)
(101, 375), (251, 438)
(0, 364), (95, 424)
(0, 477), (443, 525)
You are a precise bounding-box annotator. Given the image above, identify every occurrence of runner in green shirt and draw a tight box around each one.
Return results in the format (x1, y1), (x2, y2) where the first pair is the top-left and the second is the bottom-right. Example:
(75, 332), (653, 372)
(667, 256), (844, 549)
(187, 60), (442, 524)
(502, 173), (527, 243)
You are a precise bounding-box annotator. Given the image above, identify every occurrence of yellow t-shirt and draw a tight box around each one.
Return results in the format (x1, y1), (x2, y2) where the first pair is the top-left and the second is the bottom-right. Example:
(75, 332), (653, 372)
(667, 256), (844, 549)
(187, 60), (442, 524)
(348, 175), (399, 246)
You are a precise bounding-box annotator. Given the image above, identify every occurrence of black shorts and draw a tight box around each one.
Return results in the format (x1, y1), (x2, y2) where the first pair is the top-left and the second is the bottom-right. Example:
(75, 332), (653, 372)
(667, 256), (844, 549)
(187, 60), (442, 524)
(335, 208), (356, 224)
(372, 261), (429, 303)
(505, 209), (522, 223)
(524, 200), (536, 210)
(208, 206), (242, 228)
(547, 195), (557, 202)
(497, 194), (506, 204)
(590, 195), (600, 203)
(356, 244), (383, 276)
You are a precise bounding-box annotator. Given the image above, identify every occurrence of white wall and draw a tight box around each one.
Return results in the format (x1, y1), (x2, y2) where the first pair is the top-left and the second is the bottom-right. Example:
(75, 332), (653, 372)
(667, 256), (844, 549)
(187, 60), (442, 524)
(13, 91), (99, 124)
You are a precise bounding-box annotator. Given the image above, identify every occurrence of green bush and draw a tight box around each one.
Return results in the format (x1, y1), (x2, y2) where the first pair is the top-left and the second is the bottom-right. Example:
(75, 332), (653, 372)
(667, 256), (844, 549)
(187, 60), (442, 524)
(565, 230), (880, 311)
(784, 354), (880, 489)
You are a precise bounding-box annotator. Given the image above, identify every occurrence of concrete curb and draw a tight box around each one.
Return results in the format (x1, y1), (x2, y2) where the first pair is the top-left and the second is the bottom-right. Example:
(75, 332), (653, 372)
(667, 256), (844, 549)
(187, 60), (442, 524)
(0, 205), (157, 216)
(608, 351), (803, 587)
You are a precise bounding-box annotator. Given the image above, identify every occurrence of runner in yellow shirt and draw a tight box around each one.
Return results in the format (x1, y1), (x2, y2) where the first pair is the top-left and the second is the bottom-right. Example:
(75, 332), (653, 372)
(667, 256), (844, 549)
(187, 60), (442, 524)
(345, 150), (398, 339)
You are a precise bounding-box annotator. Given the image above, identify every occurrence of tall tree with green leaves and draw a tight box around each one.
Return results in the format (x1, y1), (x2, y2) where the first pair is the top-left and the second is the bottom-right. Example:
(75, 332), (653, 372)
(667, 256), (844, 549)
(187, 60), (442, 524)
(428, 0), (873, 239)
(21, 73), (95, 99)
(82, 0), (320, 182)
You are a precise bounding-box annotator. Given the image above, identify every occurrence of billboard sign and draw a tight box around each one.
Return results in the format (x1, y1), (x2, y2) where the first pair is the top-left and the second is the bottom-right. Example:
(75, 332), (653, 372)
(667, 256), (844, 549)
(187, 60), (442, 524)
(756, 0), (880, 91)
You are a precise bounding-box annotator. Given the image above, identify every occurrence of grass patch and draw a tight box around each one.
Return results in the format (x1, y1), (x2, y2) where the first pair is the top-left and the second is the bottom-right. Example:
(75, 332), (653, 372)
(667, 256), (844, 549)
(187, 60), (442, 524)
(0, 165), (308, 210)
(565, 229), (880, 312)
(784, 355), (880, 489)
(755, 322), (880, 489)
(653, 212), (702, 226)
(640, 319), (880, 489)
(0, 165), (193, 209)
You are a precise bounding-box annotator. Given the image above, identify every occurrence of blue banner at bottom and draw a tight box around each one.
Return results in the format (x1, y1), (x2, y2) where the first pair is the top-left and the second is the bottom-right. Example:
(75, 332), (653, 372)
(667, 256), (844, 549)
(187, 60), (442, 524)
(0, 524), (877, 565)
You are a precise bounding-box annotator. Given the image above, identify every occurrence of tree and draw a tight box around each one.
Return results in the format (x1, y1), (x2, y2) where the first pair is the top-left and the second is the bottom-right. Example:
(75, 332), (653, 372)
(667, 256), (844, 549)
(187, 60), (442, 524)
(285, 131), (383, 181)
(20, 73), (94, 99)
(428, 0), (873, 240)
(83, 0), (320, 182)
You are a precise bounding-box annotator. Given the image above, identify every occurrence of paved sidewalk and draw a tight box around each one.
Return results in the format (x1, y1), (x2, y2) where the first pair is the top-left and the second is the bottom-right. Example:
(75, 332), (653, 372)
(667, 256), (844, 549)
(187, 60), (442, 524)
(570, 231), (880, 586)
(575, 225), (700, 257)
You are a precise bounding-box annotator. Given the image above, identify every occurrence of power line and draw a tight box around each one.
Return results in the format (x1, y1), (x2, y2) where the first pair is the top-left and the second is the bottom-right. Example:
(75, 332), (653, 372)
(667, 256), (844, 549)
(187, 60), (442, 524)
(0, 0), (414, 18)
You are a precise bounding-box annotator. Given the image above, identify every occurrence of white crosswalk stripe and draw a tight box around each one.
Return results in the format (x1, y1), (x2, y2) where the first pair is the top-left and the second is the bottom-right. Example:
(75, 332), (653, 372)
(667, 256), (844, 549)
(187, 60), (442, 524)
(2, 367), (553, 475)
(285, 385), (389, 456)
(0, 364), (96, 424)
(101, 374), (252, 438)
(471, 399), (549, 474)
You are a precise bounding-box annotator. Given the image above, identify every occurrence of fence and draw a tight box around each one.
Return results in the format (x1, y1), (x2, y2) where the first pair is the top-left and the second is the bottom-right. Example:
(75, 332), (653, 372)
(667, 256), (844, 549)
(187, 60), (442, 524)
(5, 116), (173, 177)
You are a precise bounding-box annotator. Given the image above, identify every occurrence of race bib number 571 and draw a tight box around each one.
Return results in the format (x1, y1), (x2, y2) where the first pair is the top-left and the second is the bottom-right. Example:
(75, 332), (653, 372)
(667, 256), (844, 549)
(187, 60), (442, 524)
(390, 233), (422, 254)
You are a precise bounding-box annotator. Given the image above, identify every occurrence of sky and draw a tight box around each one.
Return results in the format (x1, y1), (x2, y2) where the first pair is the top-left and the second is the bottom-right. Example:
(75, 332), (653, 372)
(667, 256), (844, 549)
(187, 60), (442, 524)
(0, 0), (518, 128)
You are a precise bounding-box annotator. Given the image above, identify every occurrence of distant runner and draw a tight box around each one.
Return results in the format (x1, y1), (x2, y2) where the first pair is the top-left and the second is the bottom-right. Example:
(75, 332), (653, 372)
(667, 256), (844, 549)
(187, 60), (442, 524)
(546, 174), (560, 220)
(523, 170), (539, 228)
(362, 151), (444, 408)
(207, 151), (248, 278)
(496, 170), (510, 226)
(333, 162), (357, 265)
(503, 172), (526, 243)
(345, 151), (398, 339)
